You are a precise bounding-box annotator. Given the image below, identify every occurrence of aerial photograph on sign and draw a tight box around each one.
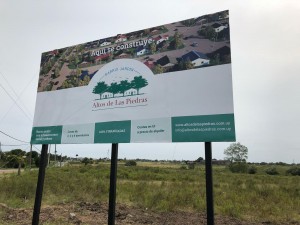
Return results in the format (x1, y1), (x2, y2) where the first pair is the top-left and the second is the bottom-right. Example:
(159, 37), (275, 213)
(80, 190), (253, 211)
(38, 10), (230, 92)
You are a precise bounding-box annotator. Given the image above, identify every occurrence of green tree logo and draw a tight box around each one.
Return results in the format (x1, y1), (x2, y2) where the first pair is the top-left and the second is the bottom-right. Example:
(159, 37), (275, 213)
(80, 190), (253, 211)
(93, 76), (148, 99)
(131, 76), (148, 95)
(108, 82), (119, 98)
(92, 81), (108, 99)
(118, 80), (131, 96)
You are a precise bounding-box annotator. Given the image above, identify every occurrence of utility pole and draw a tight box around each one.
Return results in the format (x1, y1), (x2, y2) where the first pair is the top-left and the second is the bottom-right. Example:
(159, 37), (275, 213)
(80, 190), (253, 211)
(0, 141), (2, 160)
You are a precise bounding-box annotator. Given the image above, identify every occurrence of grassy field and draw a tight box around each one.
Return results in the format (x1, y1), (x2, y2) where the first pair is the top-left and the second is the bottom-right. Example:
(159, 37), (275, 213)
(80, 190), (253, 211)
(0, 162), (299, 224)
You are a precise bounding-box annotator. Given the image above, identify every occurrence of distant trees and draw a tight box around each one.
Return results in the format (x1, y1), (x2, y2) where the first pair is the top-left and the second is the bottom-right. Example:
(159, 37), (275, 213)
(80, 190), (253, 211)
(82, 157), (93, 166)
(248, 165), (257, 174)
(0, 151), (4, 161)
(219, 11), (228, 20)
(179, 58), (194, 70)
(79, 75), (91, 86)
(211, 54), (221, 65)
(224, 142), (248, 163)
(68, 54), (75, 65)
(76, 44), (84, 53)
(61, 80), (73, 89)
(168, 32), (183, 50)
(1, 149), (26, 175)
(61, 69), (90, 89)
(184, 59), (194, 69)
(181, 18), (195, 27)
(153, 65), (164, 74)
(125, 160), (137, 166)
(51, 67), (60, 79)
(0, 149), (69, 169)
(149, 42), (157, 54)
(224, 142), (248, 173)
(198, 26), (217, 40)
(68, 53), (80, 67)
(108, 54), (113, 62)
(265, 167), (279, 175)
(286, 166), (300, 176)
(195, 157), (204, 163)
(40, 60), (55, 75)
(173, 31), (183, 49)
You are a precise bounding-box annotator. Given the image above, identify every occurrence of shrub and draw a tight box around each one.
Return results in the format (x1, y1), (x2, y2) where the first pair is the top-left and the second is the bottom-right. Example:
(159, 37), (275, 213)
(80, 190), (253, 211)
(81, 157), (92, 166)
(34, 156), (40, 167)
(248, 165), (257, 174)
(180, 165), (188, 170)
(228, 162), (248, 173)
(125, 160), (137, 166)
(188, 163), (195, 170)
(265, 167), (279, 175)
(286, 166), (300, 176)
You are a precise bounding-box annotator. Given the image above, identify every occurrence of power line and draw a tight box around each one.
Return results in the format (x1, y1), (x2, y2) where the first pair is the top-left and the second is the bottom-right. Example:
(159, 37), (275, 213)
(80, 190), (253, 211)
(0, 71), (33, 119)
(0, 82), (33, 122)
(0, 70), (36, 123)
(33, 145), (41, 153)
(0, 130), (29, 143)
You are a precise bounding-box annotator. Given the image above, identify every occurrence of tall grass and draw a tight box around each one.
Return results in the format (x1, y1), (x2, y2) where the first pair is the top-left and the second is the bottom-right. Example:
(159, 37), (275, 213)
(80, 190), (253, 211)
(0, 163), (299, 223)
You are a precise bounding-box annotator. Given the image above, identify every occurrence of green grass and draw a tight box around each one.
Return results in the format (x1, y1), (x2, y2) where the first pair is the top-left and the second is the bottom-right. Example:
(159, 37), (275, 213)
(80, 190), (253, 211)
(0, 163), (299, 224)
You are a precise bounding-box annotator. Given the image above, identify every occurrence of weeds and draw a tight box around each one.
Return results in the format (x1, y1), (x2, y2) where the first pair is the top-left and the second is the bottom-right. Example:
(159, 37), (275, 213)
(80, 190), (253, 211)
(0, 163), (299, 223)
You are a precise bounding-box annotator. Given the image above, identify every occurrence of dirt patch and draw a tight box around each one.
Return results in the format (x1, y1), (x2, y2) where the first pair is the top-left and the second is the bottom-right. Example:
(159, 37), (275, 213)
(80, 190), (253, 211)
(0, 169), (19, 174)
(0, 202), (298, 225)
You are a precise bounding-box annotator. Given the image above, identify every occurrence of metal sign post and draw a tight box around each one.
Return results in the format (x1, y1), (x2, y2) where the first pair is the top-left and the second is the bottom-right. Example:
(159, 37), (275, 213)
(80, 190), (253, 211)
(32, 144), (48, 225)
(205, 142), (214, 225)
(108, 143), (118, 225)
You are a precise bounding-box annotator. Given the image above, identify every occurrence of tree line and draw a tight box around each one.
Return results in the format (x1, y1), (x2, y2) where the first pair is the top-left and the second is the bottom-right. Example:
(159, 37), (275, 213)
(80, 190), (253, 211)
(0, 149), (68, 175)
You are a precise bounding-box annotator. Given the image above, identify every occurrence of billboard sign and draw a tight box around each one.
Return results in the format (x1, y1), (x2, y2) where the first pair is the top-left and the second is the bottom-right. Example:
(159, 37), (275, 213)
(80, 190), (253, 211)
(31, 10), (235, 144)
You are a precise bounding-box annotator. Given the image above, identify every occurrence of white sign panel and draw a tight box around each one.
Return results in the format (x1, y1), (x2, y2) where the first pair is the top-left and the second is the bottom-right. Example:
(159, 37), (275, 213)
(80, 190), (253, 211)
(31, 10), (235, 144)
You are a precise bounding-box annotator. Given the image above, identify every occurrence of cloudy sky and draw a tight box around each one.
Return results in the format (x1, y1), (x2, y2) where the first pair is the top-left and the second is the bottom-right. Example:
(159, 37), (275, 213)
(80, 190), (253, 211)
(0, 0), (299, 163)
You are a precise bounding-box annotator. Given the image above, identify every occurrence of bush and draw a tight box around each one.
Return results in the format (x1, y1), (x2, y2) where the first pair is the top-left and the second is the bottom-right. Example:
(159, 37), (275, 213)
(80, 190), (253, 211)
(265, 167), (279, 175)
(35, 156), (40, 167)
(82, 157), (92, 166)
(286, 166), (300, 176)
(188, 163), (195, 170)
(228, 162), (248, 173)
(248, 166), (257, 174)
(180, 165), (188, 170)
(125, 160), (137, 166)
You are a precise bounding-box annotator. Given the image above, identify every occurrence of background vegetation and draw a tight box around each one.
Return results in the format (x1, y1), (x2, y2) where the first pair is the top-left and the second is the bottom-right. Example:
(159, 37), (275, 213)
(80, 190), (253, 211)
(0, 162), (299, 224)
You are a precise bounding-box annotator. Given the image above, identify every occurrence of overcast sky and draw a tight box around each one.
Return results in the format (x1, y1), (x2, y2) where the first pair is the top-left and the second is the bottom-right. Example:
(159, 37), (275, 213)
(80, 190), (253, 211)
(0, 0), (299, 163)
